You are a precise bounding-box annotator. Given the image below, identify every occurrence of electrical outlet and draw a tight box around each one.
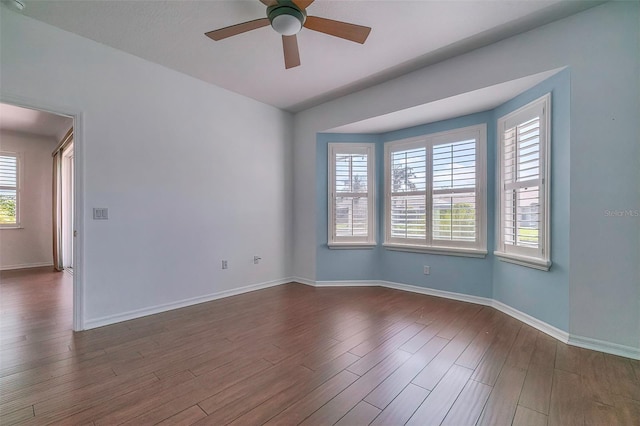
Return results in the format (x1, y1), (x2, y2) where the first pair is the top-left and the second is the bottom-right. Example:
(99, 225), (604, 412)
(222, 260), (228, 269)
(423, 266), (430, 275)
(253, 256), (261, 265)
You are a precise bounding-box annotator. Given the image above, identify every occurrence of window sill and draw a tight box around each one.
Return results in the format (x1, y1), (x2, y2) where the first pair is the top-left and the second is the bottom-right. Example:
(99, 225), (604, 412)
(383, 243), (487, 258)
(328, 243), (376, 250)
(0, 226), (23, 230)
(494, 251), (551, 271)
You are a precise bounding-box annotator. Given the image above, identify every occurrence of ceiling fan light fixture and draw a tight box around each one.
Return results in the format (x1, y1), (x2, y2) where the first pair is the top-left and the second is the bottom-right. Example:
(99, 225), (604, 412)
(268, 6), (305, 36)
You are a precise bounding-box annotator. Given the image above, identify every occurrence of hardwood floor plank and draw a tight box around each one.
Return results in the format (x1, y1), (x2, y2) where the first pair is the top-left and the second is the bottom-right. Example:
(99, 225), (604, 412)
(613, 395), (640, 425)
(548, 368), (584, 426)
(300, 350), (411, 425)
(584, 400), (622, 426)
(122, 358), (280, 425)
(370, 383), (429, 426)
(603, 353), (640, 401)
(471, 317), (521, 386)
(156, 405), (207, 425)
(580, 350), (615, 406)
(346, 323), (423, 376)
(196, 364), (313, 424)
(406, 364), (473, 425)
(264, 370), (359, 425)
(513, 405), (548, 426)
(554, 344), (583, 374)
(477, 365), (527, 426)
(364, 336), (448, 409)
(228, 352), (360, 425)
(335, 401), (380, 426)
(505, 325), (538, 370)
(441, 379), (492, 426)
(0, 404), (34, 425)
(518, 334), (556, 415)
(411, 333), (473, 391)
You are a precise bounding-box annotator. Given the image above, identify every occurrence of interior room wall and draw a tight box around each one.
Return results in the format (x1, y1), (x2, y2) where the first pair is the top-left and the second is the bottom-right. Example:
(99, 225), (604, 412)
(491, 69), (570, 332)
(294, 2), (639, 350)
(0, 131), (57, 270)
(1, 10), (294, 326)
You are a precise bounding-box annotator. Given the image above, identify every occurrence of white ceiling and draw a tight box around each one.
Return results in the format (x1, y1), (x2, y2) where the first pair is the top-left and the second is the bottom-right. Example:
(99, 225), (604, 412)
(14, 0), (601, 112)
(0, 103), (73, 140)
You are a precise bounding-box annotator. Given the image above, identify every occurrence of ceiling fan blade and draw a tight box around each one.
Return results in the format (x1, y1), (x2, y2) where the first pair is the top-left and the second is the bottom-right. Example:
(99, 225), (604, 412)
(259, 0), (278, 6)
(205, 18), (270, 41)
(282, 35), (301, 69)
(304, 16), (371, 44)
(292, 0), (315, 9)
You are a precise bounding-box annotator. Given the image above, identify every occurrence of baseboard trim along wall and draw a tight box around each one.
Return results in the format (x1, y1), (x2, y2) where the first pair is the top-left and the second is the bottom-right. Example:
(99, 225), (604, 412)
(84, 277), (293, 330)
(311, 279), (639, 360)
(84, 275), (639, 360)
(0, 262), (54, 271)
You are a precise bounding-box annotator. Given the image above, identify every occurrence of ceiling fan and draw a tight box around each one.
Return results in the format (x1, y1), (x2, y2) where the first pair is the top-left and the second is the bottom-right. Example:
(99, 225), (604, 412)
(205, 0), (372, 69)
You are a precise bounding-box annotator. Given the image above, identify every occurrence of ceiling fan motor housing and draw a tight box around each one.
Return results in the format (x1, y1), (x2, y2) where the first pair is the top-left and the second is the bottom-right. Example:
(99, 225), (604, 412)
(268, 1), (306, 36)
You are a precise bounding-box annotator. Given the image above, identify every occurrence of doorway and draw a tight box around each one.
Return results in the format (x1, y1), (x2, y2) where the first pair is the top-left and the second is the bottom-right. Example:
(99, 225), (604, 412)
(0, 99), (83, 330)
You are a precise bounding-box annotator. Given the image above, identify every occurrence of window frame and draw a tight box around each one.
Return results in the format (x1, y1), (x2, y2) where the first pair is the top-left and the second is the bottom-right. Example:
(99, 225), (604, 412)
(328, 143), (376, 249)
(383, 124), (487, 257)
(0, 151), (22, 229)
(495, 94), (551, 271)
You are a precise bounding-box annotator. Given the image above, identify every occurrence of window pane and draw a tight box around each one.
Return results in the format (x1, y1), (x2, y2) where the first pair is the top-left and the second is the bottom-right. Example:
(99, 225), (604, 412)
(0, 189), (16, 224)
(335, 195), (368, 237)
(336, 154), (368, 193)
(433, 193), (476, 241)
(390, 194), (426, 239)
(516, 186), (539, 248)
(0, 155), (17, 187)
(432, 140), (477, 242)
(391, 148), (426, 192)
(433, 140), (476, 190)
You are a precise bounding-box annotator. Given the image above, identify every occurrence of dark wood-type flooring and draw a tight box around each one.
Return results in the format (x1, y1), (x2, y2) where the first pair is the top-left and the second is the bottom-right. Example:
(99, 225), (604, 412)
(1, 267), (639, 425)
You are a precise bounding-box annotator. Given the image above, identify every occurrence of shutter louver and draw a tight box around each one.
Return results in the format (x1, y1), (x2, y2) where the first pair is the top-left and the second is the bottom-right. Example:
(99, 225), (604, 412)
(0, 155), (18, 225)
(503, 116), (541, 249)
(334, 153), (369, 237)
(390, 148), (426, 240)
(432, 139), (476, 242)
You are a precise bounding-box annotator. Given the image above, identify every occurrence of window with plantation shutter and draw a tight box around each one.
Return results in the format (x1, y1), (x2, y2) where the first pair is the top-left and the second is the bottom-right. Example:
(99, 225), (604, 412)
(389, 145), (427, 241)
(0, 152), (20, 227)
(328, 143), (375, 247)
(496, 94), (551, 270)
(384, 124), (487, 256)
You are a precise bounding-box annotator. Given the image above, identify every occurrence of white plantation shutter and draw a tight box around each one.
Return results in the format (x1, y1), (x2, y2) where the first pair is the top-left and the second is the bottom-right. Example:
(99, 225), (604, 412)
(384, 125), (486, 253)
(389, 146), (427, 241)
(432, 139), (477, 243)
(0, 153), (19, 226)
(497, 94), (550, 269)
(329, 144), (375, 246)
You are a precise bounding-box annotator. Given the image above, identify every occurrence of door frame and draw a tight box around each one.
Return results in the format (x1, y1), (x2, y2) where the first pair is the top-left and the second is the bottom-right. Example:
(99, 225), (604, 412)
(1, 93), (85, 331)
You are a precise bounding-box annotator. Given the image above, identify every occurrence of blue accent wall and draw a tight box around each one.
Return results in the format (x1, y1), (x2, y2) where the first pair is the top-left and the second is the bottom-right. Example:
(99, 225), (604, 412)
(492, 69), (571, 331)
(316, 69), (570, 330)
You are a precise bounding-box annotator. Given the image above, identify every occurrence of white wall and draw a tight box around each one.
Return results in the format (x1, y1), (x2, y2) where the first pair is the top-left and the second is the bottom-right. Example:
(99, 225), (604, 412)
(1, 10), (293, 326)
(293, 2), (639, 350)
(0, 131), (57, 269)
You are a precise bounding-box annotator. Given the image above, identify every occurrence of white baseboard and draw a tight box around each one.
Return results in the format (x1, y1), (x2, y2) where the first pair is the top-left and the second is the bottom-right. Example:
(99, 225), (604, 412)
(84, 277), (292, 330)
(569, 334), (640, 360)
(491, 299), (570, 343)
(315, 280), (379, 287)
(305, 279), (639, 360)
(0, 262), (53, 271)
(290, 276), (317, 286)
(380, 280), (493, 307)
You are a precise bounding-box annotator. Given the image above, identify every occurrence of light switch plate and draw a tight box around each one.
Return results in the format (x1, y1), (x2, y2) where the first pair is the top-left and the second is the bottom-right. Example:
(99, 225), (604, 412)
(93, 208), (108, 220)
